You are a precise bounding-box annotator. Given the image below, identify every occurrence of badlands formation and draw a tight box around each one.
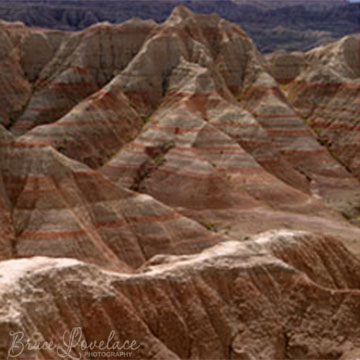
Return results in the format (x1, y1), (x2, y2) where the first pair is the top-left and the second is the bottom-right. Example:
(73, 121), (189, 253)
(268, 35), (360, 181)
(0, 6), (359, 359)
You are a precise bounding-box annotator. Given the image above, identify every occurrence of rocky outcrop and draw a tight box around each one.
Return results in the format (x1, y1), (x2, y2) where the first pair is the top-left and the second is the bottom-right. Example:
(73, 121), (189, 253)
(0, 231), (359, 360)
(0, 22), (32, 129)
(0, 7), (357, 255)
(0, 5), (358, 257)
(97, 7), (360, 231)
(0, 8), (359, 359)
(100, 56), (360, 252)
(18, 81), (144, 168)
(5, 19), (156, 135)
(0, 127), (14, 260)
(0, 140), (223, 271)
(279, 35), (360, 188)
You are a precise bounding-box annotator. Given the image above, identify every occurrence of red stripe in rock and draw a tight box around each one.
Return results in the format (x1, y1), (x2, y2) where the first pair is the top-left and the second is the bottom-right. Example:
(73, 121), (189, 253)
(294, 101), (360, 114)
(20, 212), (182, 239)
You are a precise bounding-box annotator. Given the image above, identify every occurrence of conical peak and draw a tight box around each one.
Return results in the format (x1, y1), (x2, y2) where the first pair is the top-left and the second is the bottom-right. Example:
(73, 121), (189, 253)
(166, 5), (222, 28)
(172, 4), (195, 17)
(167, 4), (196, 23)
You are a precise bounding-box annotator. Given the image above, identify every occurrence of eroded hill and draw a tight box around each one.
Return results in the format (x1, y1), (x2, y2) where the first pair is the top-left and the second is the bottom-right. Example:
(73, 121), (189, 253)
(0, 0), (358, 52)
(0, 6), (359, 359)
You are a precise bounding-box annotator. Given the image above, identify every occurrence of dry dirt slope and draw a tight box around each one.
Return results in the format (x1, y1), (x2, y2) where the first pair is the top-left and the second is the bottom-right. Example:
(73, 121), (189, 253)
(269, 35), (360, 180)
(0, 5), (359, 360)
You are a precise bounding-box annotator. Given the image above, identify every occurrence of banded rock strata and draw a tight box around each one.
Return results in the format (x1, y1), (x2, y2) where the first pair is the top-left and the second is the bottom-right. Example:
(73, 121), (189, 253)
(0, 6), (359, 360)
(0, 231), (359, 359)
(268, 35), (360, 221)
(268, 36), (360, 170)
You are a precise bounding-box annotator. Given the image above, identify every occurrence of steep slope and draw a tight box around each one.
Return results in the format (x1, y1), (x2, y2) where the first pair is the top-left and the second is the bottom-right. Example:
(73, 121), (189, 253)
(0, 22), (32, 128)
(0, 6), (358, 255)
(100, 57), (358, 248)
(0, 20), (68, 130)
(0, 7), (359, 360)
(239, 69), (360, 221)
(0, 126), (14, 260)
(0, 231), (359, 360)
(17, 81), (144, 168)
(282, 35), (360, 188)
(96, 6), (360, 237)
(5, 18), (156, 135)
(0, 131), (223, 271)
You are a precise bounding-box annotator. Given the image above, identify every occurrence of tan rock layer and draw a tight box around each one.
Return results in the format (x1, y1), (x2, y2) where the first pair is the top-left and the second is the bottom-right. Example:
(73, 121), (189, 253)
(0, 231), (359, 360)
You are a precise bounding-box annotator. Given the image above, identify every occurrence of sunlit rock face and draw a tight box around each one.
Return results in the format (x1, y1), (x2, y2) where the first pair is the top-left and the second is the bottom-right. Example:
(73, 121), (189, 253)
(0, 231), (359, 360)
(0, 6), (359, 359)
(268, 36), (360, 171)
(283, 35), (360, 185)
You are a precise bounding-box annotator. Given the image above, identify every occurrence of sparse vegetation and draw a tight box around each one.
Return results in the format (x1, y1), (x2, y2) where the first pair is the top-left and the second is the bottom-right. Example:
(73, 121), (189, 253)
(153, 153), (165, 164)
(203, 223), (216, 232)
(56, 144), (67, 153)
(236, 92), (247, 103)
(279, 84), (288, 94)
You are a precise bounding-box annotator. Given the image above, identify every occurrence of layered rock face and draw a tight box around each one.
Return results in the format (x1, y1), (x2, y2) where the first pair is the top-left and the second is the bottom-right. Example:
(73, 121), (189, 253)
(269, 35), (360, 207)
(0, 18), (155, 135)
(289, 36), (360, 181)
(0, 231), (359, 360)
(0, 6), (359, 359)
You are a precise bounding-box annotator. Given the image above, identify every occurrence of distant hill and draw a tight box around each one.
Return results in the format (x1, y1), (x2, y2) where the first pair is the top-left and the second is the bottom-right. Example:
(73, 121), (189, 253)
(0, 0), (359, 52)
(0, 8), (360, 359)
(233, 0), (348, 10)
